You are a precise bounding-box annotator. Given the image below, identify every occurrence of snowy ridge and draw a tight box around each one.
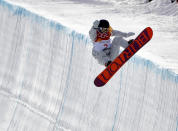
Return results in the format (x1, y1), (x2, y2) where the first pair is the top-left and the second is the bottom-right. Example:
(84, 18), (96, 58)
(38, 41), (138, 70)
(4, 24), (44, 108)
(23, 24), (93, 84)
(145, 0), (178, 16)
(0, 0), (178, 131)
(68, 0), (178, 16)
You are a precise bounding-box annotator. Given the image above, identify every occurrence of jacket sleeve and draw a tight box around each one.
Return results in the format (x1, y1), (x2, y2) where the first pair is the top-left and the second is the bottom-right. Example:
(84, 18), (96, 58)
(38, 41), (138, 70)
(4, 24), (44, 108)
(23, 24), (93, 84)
(89, 20), (100, 42)
(89, 27), (97, 42)
(111, 30), (128, 38)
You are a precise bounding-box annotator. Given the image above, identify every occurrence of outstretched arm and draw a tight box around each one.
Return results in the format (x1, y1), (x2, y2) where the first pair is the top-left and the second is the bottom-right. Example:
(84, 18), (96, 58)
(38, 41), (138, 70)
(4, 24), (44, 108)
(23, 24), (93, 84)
(112, 30), (135, 38)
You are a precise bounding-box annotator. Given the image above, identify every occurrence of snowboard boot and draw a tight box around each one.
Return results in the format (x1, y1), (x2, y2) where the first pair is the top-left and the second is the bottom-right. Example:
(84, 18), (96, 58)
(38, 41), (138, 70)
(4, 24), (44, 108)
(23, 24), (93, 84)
(105, 61), (112, 67)
(128, 39), (134, 45)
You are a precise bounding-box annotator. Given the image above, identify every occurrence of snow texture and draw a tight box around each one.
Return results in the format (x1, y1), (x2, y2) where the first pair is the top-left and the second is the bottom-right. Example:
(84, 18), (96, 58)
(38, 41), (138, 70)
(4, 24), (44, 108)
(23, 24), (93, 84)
(0, 0), (178, 131)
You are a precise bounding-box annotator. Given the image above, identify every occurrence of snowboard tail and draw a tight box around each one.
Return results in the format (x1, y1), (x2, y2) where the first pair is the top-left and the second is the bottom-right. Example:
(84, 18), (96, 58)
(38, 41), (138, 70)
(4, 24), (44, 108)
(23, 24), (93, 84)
(94, 27), (153, 87)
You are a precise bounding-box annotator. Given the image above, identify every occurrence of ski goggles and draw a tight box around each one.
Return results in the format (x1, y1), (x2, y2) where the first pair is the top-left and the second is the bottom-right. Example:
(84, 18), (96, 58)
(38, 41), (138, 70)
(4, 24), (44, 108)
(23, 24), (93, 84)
(98, 27), (109, 33)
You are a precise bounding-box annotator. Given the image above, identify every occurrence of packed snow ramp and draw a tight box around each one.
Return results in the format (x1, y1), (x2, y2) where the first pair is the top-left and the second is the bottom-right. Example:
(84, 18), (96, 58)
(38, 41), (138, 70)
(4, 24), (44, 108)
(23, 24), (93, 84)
(0, 1), (178, 131)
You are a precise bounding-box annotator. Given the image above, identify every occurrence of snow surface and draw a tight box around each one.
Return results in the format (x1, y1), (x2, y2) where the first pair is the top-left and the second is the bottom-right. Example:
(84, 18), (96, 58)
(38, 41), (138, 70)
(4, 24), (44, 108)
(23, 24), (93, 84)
(0, 0), (178, 131)
(4, 0), (178, 73)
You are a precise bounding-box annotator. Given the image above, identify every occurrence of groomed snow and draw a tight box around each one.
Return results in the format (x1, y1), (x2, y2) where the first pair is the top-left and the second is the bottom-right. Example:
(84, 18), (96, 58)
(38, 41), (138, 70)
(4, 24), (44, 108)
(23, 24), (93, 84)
(4, 0), (178, 73)
(0, 0), (178, 131)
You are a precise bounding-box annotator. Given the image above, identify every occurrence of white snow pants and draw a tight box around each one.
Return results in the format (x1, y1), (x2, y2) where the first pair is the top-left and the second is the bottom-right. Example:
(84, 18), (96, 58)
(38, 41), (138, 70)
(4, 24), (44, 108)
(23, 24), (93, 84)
(92, 37), (129, 65)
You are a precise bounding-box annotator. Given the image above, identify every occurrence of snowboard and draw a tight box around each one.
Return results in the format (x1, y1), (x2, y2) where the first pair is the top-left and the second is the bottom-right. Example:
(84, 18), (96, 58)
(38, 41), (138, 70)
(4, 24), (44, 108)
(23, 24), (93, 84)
(94, 27), (153, 87)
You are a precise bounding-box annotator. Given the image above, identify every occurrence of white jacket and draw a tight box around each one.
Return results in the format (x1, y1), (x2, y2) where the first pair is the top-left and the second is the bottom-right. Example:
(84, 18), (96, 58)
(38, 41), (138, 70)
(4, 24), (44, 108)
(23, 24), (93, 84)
(89, 20), (135, 65)
(89, 20), (134, 52)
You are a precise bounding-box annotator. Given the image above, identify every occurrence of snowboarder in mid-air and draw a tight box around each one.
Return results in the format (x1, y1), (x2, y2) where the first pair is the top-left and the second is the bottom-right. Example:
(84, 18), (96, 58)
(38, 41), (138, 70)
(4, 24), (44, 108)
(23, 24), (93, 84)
(89, 19), (135, 67)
